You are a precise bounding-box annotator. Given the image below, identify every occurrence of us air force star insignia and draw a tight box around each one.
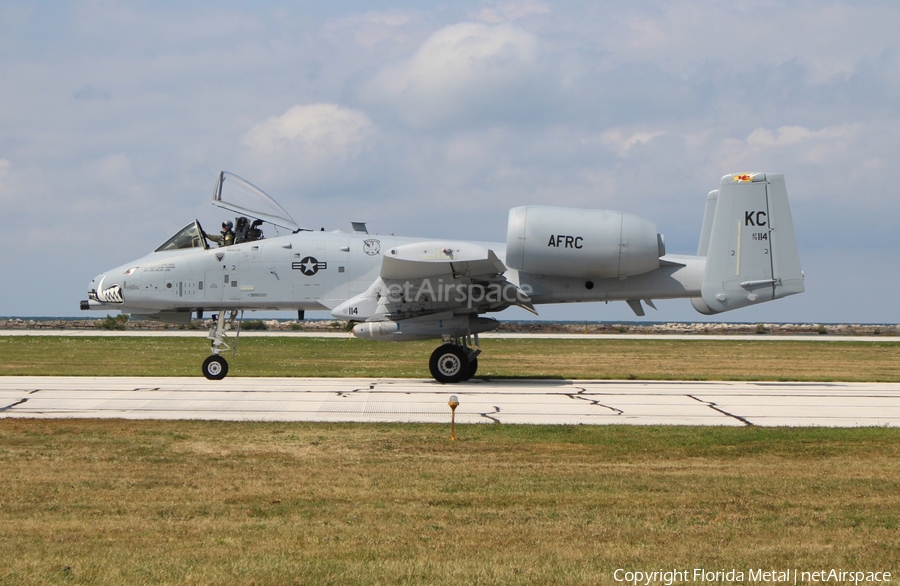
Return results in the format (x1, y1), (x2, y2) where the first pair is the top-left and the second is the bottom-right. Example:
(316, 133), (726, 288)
(363, 239), (381, 256)
(292, 256), (327, 276)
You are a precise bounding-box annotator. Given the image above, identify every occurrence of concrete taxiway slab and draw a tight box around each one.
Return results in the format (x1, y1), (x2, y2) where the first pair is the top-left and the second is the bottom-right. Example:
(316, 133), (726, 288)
(3, 330), (897, 342)
(2, 377), (899, 427)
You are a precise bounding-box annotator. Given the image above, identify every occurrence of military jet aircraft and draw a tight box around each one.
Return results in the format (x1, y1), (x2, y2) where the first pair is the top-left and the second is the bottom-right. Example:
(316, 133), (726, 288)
(81, 171), (803, 382)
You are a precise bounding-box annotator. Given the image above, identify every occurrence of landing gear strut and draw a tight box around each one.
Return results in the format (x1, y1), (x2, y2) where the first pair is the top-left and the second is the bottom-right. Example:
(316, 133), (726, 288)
(428, 334), (480, 384)
(203, 310), (240, 380)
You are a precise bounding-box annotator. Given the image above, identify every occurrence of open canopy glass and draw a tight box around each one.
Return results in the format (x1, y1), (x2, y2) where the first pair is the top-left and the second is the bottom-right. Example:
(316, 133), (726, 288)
(212, 171), (299, 232)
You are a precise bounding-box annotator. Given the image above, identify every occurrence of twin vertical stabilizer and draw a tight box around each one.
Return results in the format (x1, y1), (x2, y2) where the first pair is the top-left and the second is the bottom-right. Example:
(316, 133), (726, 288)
(692, 173), (804, 315)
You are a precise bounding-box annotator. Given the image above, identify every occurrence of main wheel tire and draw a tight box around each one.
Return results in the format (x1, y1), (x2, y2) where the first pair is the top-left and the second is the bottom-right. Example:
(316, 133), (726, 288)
(462, 357), (478, 381)
(429, 344), (469, 384)
(202, 355), (229, 380)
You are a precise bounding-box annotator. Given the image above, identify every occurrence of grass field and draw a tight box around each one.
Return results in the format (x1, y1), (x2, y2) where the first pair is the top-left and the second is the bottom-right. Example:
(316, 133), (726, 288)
(2, 336), (899, 584)
(1, 421), (898, 585)
(2, 336), (899, 381)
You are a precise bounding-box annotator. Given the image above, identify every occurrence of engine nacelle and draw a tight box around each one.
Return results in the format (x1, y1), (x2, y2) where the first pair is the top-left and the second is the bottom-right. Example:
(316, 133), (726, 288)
(506, 206), (665, 278)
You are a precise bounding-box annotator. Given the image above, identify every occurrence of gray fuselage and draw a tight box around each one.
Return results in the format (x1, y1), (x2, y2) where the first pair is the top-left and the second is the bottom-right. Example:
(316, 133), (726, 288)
(89, 228), (704, 317)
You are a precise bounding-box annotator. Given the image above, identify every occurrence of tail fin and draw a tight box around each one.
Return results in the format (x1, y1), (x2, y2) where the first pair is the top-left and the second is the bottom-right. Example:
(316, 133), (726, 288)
(695, 189), (719, 257)
(692, 173), (804, 315)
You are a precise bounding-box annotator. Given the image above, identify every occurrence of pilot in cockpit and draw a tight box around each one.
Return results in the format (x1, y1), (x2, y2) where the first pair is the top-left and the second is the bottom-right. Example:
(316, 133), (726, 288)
(206, 220), (235, 247)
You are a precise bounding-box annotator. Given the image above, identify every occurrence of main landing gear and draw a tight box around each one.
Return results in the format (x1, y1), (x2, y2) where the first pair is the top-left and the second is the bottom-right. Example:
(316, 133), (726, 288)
(428, 335), (481, 384)
(202, 310), (240, 380)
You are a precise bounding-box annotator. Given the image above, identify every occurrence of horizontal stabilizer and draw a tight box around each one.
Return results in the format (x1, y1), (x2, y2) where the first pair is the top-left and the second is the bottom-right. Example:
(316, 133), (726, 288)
(625, 299), (657, 317)
(626, 299), (643, 316)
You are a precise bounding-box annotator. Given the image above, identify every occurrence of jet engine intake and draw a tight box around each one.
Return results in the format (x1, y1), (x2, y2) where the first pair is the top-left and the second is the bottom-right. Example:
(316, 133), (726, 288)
(506, 206), (664, 278)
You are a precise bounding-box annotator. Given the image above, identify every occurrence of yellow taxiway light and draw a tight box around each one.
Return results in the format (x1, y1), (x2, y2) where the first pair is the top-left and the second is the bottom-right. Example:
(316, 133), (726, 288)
(448, 395), (459, 441)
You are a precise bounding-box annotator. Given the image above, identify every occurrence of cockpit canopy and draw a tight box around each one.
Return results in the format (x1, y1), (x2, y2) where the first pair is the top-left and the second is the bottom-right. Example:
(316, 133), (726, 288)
(155, 221), (208, 252)
(213, 171), (299, 231)
(153, 172), (298, 253)
(154, 216), (268, 252)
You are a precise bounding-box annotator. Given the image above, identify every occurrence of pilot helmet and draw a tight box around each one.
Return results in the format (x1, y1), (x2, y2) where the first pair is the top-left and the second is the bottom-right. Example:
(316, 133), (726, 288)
(222, 221), (233, 230)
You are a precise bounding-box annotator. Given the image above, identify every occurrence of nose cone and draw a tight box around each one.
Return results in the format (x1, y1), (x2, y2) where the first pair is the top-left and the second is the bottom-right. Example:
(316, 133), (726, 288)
(81, 273), (106, 310)
(81, 270), (125, 310)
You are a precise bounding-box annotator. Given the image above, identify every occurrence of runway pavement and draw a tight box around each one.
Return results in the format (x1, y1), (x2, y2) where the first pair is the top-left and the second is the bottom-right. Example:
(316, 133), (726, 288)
(3, 330), (897, 342)
(2, 377), (899, 427)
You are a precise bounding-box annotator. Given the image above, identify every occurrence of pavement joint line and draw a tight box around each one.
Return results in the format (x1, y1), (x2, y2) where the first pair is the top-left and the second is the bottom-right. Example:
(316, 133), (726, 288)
(479, 411), (501, 424)
(687, 394), (755, 426)
(0, 398), (29, 412)
(568, 388), (625, 415)
(585, 397), (624, 415)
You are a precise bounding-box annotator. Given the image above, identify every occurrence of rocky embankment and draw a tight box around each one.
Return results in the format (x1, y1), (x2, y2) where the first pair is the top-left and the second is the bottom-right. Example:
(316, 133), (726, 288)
(1, 318), (896, 336)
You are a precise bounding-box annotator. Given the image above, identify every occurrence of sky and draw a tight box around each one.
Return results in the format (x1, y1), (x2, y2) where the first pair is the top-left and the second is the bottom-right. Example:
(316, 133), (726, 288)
(1, 0), (898, 324)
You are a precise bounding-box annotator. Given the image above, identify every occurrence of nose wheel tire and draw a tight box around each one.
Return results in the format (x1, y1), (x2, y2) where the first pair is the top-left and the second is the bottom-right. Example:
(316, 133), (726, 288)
(202, 355), (229, 380)
(429, 344), (470, 384)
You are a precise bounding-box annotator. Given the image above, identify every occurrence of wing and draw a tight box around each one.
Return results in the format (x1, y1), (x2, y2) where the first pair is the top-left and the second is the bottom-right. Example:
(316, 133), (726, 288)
(331, 241), (535, 321)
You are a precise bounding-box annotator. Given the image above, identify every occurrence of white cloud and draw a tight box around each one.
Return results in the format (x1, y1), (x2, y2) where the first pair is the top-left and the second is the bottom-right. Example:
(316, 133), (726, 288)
(90, 153), (134, 183)
(68, 153), (147, 213)
(591, 1), (900, 79)
(322, 10), (416, 49)
(600, 129), (668, 157)
(361, 21), (544, 129)
(72, 1), (262, 50)
(3, 2), (900, 321)
(471, 0), (550, 24)
(0, 160), (52, 215)
(241, 103), (375, 188)
(717, 123), (863, 172)
(745, 125), (858, 148)
(326, 9), (412, 29)
(0, 158), (10, 194)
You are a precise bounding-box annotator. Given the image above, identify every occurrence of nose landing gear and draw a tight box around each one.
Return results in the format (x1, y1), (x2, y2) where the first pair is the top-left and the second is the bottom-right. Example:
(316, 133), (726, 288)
(202, 355), (229, 380)
(203, 310), (240, 380)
